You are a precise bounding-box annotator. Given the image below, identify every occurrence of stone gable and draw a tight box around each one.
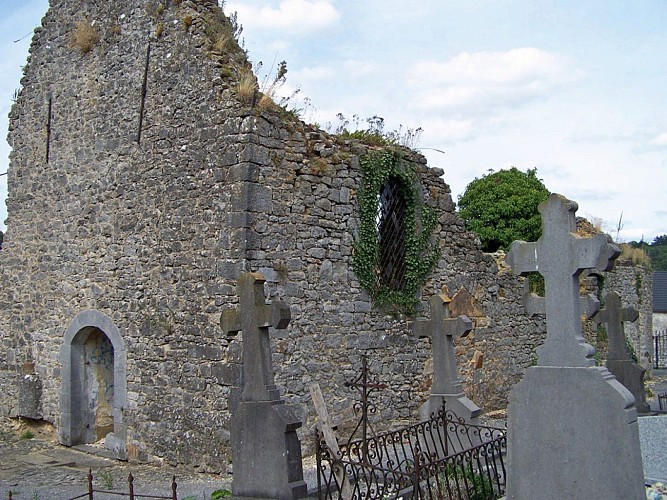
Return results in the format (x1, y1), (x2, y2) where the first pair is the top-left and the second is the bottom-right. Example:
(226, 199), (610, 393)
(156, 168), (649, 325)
(0, 0), (651, 470)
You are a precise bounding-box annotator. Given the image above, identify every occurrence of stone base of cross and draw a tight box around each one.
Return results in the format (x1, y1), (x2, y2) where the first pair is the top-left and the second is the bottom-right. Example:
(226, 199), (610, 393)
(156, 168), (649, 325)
(221, 272), (307, 500)
(505, 194), (645, 499)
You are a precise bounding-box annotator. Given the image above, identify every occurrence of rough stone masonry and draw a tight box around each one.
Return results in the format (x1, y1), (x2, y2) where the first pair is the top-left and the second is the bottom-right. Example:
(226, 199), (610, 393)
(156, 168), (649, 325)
(0, 0), (653, 470)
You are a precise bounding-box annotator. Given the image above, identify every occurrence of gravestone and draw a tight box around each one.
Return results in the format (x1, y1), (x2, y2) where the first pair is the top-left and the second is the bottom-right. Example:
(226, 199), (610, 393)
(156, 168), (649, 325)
(221, 272), (307, 500)
(412, 292), (480, 424)
(598, 291), (649, 413)
(505, 194), (645, 499)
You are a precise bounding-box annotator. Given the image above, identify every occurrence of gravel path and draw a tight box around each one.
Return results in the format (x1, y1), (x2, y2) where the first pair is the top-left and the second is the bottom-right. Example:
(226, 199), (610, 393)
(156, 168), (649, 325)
(0, 418), (233, 500)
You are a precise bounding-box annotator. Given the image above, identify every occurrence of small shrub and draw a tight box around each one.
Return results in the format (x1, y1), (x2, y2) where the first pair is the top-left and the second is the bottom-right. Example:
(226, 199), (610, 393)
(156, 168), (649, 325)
(20, 430), (34, 439)
(155, 22), (164, 38)
(183, 14), (193, 30)
(70, 19), (99, 54)
(596, 324), (608, 342)
(155, 3), (165, 15)
(98, 470), (114, 489)
(236, 69), (257, 103)
(211, 490), (232, 499)
(309, 158), (329, 176)
(212, 31), (232, 53)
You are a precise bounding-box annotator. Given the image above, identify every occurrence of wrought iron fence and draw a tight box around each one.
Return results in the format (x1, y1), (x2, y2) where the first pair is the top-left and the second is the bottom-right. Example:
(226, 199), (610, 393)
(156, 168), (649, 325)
(654, 329), (667, 369)
(7, 469), (178, 500)
(316, 406), (507, 499)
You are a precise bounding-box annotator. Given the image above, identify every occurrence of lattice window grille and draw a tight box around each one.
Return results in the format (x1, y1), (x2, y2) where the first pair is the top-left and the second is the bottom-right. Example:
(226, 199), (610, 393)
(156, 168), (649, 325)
(376, 178), (407, 291)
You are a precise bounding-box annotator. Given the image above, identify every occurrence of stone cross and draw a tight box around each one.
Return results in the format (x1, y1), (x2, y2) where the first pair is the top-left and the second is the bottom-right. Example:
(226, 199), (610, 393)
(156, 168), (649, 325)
(597, 291), (639, 361)
(596, 291), (648, 413)
(221, 272), (307, 500)
(506, 194), (619, 367)
(221, 272), (291, 402)
(413, 293), (473, 396)
(523, 280), (600, 320)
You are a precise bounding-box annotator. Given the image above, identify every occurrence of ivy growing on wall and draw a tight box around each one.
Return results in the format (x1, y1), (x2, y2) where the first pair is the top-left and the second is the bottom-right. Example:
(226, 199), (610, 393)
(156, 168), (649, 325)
(352, 149), (441, 314)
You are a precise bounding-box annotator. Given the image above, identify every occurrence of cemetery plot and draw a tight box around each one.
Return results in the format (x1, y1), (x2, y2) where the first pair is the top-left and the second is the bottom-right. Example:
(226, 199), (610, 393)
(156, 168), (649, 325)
(314, 357), (506, 499)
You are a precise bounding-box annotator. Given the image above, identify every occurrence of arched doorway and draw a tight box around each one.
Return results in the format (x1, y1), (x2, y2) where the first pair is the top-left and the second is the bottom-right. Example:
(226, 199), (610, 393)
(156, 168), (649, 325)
(60, 310), (127, 459)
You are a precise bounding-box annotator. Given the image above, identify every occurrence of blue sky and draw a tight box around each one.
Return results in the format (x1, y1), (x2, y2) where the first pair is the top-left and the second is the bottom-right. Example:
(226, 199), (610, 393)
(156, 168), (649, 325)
(1, 0), (666, 242)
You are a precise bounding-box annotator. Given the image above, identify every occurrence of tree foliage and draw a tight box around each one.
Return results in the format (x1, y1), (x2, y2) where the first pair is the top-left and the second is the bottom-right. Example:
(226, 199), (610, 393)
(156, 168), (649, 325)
(457, 167), (550, 252)
(629, 234), (667, 271)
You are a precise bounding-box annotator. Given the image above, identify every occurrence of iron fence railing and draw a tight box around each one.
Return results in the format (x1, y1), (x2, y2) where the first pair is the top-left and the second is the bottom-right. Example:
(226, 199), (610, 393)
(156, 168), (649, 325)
(7, 469), (178, 500)
(316, 407), (507, 499)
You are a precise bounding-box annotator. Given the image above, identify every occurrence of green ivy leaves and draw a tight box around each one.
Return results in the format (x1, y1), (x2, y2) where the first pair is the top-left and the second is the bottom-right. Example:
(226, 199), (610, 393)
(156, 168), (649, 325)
(352, 149), (441, 314)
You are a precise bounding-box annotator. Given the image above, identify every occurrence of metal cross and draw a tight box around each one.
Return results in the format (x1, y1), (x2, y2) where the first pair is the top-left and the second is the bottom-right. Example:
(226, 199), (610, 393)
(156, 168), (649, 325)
(596, 291), (639, 361)
(221, 272), (291, 402)
(344, 354), (386, 460)
(506, 194), (619, 367)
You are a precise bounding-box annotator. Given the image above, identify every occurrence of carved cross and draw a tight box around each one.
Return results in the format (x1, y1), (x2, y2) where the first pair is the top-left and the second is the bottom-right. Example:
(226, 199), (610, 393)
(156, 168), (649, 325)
(597, 291), (639, 361)
(413, 293), (472, 395)
(506, 194), (619, 367)
(221, 272), (291, 402)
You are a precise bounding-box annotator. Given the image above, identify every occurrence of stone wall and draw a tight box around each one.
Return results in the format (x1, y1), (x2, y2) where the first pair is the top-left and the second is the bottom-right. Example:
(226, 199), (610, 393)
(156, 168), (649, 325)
(602, 262), (653, 369)
(0, 0), (652, 471)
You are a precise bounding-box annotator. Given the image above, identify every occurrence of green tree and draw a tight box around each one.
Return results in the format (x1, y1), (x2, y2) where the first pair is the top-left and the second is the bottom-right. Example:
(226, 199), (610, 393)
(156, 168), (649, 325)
(457, 167), (550, 252)
(649, 234), (667, 271)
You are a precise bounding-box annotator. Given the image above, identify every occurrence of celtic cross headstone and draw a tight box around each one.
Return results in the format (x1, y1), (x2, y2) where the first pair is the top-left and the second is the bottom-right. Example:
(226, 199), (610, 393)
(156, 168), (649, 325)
(221, 272), (307, 500)
(597, 291), (648, 413)
(505, 194), (645, 500)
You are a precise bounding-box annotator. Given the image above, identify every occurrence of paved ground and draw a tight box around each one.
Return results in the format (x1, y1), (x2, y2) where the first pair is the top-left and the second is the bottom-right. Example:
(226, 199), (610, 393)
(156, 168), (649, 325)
(2, 369), (666, 499)
(0, 418), (234, 500)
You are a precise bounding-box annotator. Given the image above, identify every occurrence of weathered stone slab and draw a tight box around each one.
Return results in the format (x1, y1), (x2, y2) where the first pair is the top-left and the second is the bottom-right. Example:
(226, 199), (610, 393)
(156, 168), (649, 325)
(638, 416), (667, 482)
(18, 374), (42, 419)
(508, 366), (644, 499)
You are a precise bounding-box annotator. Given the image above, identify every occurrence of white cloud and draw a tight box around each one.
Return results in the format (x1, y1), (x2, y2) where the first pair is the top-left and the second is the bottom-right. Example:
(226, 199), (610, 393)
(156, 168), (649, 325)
(651, 132), (667, 146)
(408, 48), (579, 112)
(291, 65), (335, 82)
(226, 0), (340, 33)
(421, 117), (475, 144)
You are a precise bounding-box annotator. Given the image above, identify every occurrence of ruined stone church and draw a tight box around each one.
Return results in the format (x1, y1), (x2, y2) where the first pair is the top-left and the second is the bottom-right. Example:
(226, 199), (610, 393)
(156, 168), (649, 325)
(0, 0), (653, 470)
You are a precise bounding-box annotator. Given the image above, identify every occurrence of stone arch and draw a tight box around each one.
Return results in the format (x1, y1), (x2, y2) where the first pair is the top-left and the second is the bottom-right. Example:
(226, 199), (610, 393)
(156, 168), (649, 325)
(60, 310), (127, 459)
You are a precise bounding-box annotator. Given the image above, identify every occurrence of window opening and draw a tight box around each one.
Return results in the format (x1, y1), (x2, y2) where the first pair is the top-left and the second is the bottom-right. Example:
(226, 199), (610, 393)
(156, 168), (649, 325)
(376, 177), (407, 291)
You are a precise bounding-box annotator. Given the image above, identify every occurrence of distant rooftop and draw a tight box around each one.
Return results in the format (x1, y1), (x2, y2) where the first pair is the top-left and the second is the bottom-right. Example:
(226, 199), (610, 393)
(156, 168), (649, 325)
(654, 272), (667, 313)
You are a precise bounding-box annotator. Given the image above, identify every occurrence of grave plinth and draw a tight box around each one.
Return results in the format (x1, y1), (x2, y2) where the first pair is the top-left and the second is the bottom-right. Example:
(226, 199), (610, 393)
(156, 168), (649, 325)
(598, 291), (649, 413)
(222, 272), (307, 500)
(505, 194), (645, 500)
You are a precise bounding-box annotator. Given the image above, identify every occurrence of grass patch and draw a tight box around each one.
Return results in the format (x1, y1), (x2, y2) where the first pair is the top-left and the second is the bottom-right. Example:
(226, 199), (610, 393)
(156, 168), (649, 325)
(70, 19), (99, 54)
(20, 430), (35, 439)
(236, 69), (257, 103)
(619, 243), (651, 267)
